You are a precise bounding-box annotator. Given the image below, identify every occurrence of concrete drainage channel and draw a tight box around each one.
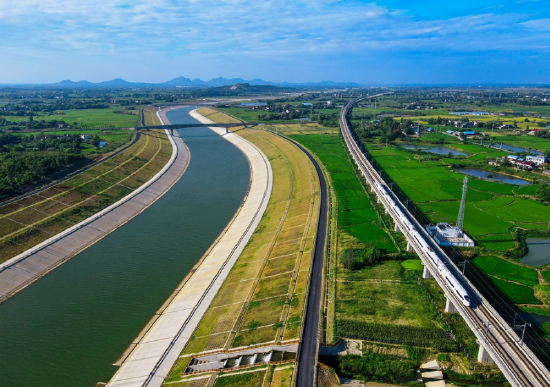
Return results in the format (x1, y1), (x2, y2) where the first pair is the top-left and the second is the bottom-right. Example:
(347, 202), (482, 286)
(184, 343), (298, 374)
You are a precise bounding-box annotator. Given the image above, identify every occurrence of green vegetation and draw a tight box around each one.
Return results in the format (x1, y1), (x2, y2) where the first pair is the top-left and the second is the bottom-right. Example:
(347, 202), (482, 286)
(340, 245), (384, 270)
(401, 259), (424, 270)
(290, 133), (396, 252)
(331, 352), (417, 380)
(0, 130), (172, 264)
(473, 256), (539, 286)
(489, 276), (541, 304)
(0, 131), (131, 199)
(213, 370), (266, 387)
(337, 320), (457, 352)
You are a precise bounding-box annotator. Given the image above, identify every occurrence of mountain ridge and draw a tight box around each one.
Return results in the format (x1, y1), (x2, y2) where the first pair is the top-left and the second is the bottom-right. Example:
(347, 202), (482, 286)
(45, 77), (359, 88)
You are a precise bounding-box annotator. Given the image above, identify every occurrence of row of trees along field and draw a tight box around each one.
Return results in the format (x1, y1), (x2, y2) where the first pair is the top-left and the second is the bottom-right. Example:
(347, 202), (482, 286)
(0, 132), (97, 198)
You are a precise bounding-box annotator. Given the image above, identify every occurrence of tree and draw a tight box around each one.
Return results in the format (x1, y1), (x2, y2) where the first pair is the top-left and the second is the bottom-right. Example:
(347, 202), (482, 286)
(537, 182), (550, 202)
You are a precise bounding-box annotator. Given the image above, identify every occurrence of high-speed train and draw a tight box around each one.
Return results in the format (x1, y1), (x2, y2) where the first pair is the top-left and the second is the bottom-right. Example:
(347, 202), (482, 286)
(374, 181), (471, 307)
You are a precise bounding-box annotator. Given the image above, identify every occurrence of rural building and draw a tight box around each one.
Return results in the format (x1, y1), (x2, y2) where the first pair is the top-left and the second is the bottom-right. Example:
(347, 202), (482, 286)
(461, 122), (475, 129)
(526, 155), (548, 166)
(462, 131), (476, 136)
(500, 124), (514, 129)
(446, 130), (454, 135)
(426, 223), (474, 247)
(80, 134), (91, 140)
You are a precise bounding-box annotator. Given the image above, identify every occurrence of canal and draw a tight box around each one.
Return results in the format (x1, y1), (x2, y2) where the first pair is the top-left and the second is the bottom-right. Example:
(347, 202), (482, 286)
(0, 107), (250, 387)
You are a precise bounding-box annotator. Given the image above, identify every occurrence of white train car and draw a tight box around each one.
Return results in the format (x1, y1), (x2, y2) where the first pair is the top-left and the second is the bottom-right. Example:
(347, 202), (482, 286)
(374, 180), (471, 307)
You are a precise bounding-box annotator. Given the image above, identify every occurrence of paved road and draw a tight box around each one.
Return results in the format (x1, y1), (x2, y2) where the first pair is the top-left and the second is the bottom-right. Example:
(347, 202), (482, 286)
(287, 138), (328, 387)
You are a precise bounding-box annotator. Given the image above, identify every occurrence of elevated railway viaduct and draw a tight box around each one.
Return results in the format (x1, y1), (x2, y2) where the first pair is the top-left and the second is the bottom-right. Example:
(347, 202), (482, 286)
(340, 94), (550, 387)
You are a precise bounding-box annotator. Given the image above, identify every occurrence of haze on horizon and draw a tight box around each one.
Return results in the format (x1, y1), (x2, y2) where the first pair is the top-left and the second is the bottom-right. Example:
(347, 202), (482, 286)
(1, 0), (549, 85)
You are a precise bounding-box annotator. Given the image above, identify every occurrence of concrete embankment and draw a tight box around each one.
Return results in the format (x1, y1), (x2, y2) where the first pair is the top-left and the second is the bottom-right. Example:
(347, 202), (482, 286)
(107, 109), (273, 387)
(0, 121), (190, 303)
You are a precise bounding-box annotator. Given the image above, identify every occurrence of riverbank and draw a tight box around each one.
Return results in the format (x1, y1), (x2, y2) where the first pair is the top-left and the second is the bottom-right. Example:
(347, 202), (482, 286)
(0, 123), (190, 303)
(107, 109), (273, 387)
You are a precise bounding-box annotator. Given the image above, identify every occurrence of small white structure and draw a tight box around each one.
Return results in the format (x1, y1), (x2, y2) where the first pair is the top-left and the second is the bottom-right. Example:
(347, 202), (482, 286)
(526, 155), (547, 166)
(80, 134), (91, 140)
(427, 223), (475, 247)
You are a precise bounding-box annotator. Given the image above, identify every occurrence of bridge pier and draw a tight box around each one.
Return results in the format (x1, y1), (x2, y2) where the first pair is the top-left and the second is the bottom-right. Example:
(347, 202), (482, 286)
(394, 223), (400, 232)
(406, 242), (414, 252)
(477, 344), (494, 363)
(445, 298), (458, 313)
(423, 266), (433, 279)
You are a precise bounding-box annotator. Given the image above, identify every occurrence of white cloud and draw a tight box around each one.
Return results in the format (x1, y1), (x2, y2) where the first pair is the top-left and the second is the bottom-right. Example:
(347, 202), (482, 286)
(0, 0), (549, 74)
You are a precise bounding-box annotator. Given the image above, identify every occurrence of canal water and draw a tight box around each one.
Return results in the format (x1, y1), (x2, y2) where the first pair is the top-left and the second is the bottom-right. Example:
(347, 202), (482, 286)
(457, 168), (531, 185)
(0, 107), (250, 387)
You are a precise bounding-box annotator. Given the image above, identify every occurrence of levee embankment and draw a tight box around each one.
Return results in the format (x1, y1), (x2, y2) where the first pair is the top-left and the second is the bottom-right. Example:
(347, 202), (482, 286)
(107, 109), (273, 387)
(0, 116), (190, 303)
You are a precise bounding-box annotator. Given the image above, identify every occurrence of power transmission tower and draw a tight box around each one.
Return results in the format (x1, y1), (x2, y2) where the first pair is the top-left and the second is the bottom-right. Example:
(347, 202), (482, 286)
(457, 177), (468, 238)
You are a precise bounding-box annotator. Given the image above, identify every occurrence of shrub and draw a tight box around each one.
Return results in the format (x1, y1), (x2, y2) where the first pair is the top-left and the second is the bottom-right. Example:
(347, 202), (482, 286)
(337, 319), (458, 352)
(341, 245), (384, 270)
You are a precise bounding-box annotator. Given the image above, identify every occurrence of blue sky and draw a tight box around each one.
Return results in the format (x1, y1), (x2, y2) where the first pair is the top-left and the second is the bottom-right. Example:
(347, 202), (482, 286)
(0, 0), (549, 84)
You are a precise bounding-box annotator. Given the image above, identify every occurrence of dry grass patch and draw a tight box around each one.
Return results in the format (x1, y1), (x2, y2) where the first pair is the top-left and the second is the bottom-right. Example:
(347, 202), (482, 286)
(194, 302), (244, 337)
(270, 367), (293, 387)
(184, 332), (231, 355)
(232, 325), (278, 348)
(294, 270), (311, 294)
(253, 274), (292, 300)
(211, 280), (256, 308)
(263, 255), (297, 277)
(240, 296), (288, 327)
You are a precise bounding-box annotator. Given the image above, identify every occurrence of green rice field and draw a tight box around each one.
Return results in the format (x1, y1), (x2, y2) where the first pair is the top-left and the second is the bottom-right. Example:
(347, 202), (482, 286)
(39, 107), (141, 128)
(291, 134), (395, 252)
(365, 144), (550, 247)
(489, 276), (541, 304)
(473, 256), (539, 286)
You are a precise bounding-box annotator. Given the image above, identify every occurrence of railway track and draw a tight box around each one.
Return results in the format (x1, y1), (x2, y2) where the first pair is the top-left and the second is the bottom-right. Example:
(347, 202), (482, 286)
(339, 95), (550, 387)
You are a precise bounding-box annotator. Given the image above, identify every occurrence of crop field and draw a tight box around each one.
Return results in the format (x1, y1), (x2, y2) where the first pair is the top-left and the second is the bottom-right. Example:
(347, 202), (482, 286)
(217, 106), (266, 122)
(365, 144), (550, 241)
(41, 106), (142, 128)
(289, 134), (395, 253)
(336, 319), (457, 352)
(473, 256), (539, 286)
(168, 108), (319, 378)
(489, 276), (541, 304)
(0, 129), (172, 263)
(263, 124), (474, 361)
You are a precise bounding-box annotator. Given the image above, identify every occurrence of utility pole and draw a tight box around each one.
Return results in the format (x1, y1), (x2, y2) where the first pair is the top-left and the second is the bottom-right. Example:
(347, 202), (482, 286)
(484, 322), (491, 343)
(514, 322), (532, 346)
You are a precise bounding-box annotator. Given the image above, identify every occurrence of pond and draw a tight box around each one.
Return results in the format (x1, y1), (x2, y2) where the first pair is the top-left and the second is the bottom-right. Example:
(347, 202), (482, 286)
(490, 144), (543, 155)
(520, 238), (550, 266)
(521, 312), (550, 327)
(457, 168), (531, 185)
(402, 144), (467, 156)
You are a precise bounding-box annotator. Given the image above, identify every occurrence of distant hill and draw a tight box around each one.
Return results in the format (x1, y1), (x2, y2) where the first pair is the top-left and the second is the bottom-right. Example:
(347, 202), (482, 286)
(47, 77), (358, 89)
